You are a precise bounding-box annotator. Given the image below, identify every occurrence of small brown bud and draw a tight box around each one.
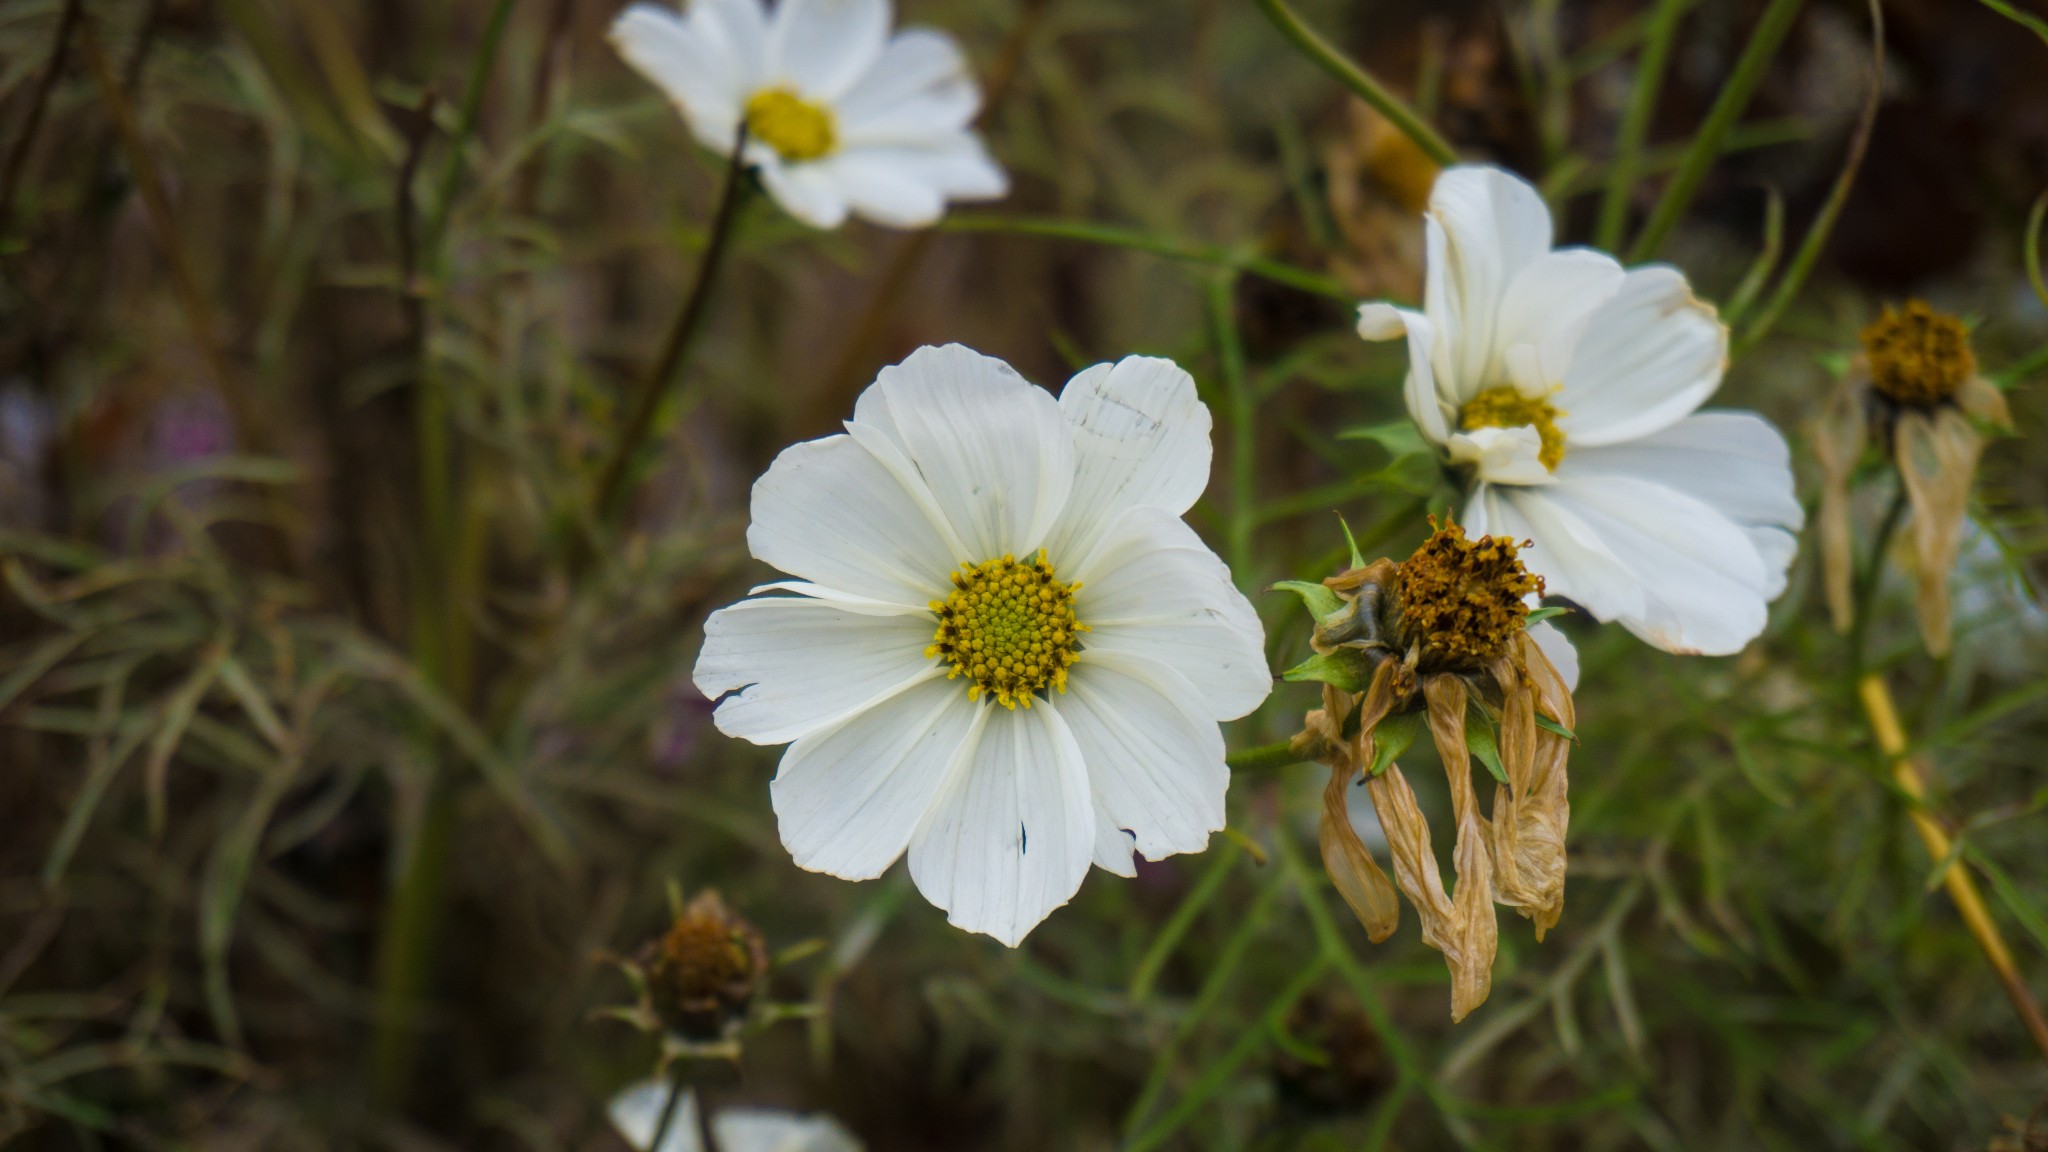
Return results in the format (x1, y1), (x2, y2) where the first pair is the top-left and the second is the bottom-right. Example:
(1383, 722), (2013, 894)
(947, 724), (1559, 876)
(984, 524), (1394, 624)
(646, 890), (767, 1040)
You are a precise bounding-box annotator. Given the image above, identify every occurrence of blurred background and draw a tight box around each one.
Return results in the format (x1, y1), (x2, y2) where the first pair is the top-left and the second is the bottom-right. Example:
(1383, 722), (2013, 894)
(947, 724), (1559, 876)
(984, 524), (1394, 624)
(3, 0), (2047, 1147)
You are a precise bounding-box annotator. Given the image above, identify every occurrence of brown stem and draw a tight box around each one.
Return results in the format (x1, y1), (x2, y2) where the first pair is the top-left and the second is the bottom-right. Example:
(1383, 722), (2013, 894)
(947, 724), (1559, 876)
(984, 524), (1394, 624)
(0, 0), (83, 232)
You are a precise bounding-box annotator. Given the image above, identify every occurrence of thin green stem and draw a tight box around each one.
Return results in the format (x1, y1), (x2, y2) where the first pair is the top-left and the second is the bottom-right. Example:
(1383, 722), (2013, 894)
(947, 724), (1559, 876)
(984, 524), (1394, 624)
(588, 132), (753, 536)
(1594, 0), (1686, 252)
(1226, 740), (1299, 772)
(940, 215), (1352, 299)
(424, 0), (518, 254)
(1252, 0), (1458, 168)
(650, 1070), (689, 1152)
(1626, 0), (1805, 261)
(1847, 485), (1909, 682)
(1206, 275), (1255, 582)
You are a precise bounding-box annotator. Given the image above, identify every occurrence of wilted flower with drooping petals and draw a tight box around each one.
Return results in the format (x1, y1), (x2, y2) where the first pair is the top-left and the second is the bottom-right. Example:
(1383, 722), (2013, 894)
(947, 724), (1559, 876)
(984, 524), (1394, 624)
(1815, 300), (2013, 656)
(1357, 165), (1802, 656)
(1283, 519), (1576, 1022)
(694, 345), (1269, 946)
(610, 0), (1007, 229)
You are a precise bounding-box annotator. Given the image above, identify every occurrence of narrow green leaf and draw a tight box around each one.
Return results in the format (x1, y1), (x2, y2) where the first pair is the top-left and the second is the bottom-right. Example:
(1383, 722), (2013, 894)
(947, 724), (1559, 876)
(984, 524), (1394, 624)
(1335, 513), (1365, 569)
(1338, 419), (1430, 460)
(1465, 709), (1510, 787)
(1269, 579), (1343, 621)
(1281, 650), (1375, 693)
(1367, 711), (1424, 777)
(1524, 605), (1571, 625)
(1535, 713), (1579, 744)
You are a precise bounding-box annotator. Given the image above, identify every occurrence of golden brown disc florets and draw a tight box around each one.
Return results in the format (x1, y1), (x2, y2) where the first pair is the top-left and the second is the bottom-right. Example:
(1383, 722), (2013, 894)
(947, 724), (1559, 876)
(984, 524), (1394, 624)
(1393, 520), (1544, 671)
(646, 890), (767, 1040)
(1860, 300), (1974, 409)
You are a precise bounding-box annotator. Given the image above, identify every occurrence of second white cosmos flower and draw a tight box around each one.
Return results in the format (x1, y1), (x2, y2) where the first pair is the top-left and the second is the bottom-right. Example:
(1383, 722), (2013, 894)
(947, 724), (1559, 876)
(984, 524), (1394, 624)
(694, 345), (1270, 946)
(1358, 165), (1802, 656)
(611, 0), (1008, 229)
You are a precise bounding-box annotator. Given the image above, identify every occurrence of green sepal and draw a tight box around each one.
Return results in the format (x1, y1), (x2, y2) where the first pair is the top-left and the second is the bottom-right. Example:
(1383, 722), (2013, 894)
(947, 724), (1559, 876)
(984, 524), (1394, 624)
(1535, 712), (1578, 742)
(1335, 512), (1365, 569)
(1366, 711), (1423, 777)
(1463, 704), (1510, 788)
(1270, 579), (1344, 622)
(1281, 649), (1376, 693)
(1338, 418), (1430, 459)
(1524, 605), (1571, 624)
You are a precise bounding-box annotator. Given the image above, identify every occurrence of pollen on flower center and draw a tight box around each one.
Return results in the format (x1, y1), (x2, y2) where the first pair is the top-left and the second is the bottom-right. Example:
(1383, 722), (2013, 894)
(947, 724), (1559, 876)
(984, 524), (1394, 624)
(744, 88), (836, 162)
(927, 553), (1087, 710)
(1460, 386), (1568, 471)
(1861, 299), (1973, 408)
(1395, 519), (1544, 671)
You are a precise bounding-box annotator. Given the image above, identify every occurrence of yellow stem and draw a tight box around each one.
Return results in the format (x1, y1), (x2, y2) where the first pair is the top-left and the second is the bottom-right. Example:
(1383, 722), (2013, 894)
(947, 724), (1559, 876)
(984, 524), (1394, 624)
(1857, 672), (2048, 1066)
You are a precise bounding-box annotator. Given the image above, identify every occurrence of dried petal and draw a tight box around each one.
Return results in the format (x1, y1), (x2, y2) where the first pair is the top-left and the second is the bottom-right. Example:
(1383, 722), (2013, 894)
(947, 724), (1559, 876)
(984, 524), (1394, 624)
(1493, 632), (1573, 939)
(1897, 409), (1985, 657)
(1812, 373), (1868, 634)
(1425, 677), (1497, 1021)
(1319, 765), (1400, 942)
(1956, 375), (2013, 429)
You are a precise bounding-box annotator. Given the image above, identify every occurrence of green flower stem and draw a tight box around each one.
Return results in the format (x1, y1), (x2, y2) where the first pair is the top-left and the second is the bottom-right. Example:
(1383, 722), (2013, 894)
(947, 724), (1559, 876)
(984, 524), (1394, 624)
(1225, 739), (1300, 772)
(1252, 0), (1457, 168)
(423, 0), (518, 255)
(1594, 0), (1687, 252)
(588, 131), (754, 535)
(649, 1069), (690, 1151)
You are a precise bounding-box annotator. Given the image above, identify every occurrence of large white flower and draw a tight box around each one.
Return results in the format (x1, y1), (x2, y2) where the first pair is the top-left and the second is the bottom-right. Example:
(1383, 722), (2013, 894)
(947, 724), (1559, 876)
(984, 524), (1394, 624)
(611, 0), (1008, 229)
(1358, 165), (1803, 656)
(610, 1080), (861, 1152)
(694, 345), (1270, 946)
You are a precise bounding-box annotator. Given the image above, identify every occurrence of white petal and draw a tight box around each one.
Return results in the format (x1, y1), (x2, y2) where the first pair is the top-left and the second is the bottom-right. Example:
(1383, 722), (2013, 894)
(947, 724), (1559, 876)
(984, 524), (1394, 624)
(713, 1109), (863, 1152)
(757, 159), (851, 228)
(837, 29), (981, 143)
(1039, 356), (1212, 566)
(694, 596), (939, 745)
(1471, 483), (1647, 635)
(1514, 476), (1771, 655)
(698, 0), (771, 84)
(1091, 794), (1138, 876)
(1059, 652), (1228, 864)
(1490, 248), (1625, 391)
(1558, 266), (1726, 447)
(609, 1081), (703, 1152)
(746, 432), (952, 605)
(1355, 302), (1407, 341)
(746, 580), (925, 616)
(767, 0), (891, 101)
(1425, 165), (1555, 396)
(1559, 410), (1803, 597)
(772, 677), (978, 880)
(907, 700), (1094, 946)
(1391, 307), (1451, 443)
(816, 151), (945, 227)
(610, 4), (744, 149)
(840, 134), (1007, 201)
(851, 345), (1074, 560)
(1528, 620), (1580, 693)
(1071, 508), (1268, 721)
(1445, 426), (1554, 487)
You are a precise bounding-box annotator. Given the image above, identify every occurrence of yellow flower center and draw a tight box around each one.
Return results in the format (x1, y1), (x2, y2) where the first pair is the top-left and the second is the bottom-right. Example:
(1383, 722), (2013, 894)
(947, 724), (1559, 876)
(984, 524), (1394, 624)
(1861, 299), (1973, 408)
(1395, 520), (1544, 671)
(1460, 386), (1567, 471)
(744, 88), (836, 162)
(927, 553), (1087, 710)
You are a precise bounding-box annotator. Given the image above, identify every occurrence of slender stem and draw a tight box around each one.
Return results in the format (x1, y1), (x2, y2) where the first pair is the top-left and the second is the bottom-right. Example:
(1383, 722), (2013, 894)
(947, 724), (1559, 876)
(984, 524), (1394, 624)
(1626, 0), (1804, 261)
(1857, 673), (2048, 1068)
(588, 131), (753, 531)
(1594, 0), (1686, 251)
(424, 0), (518, 254)
(1252, 0), (1458, 168)
(649, 1069), (689, 1152)
(0, 0), (82, 232)
(1206, 275), (1255, 582)
(1226, 740), (1299, 772)
(1847, 486), (1908, 681)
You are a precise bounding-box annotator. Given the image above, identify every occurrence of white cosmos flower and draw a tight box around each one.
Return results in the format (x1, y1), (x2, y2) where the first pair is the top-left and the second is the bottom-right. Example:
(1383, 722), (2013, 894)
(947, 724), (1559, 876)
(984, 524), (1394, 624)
(693, 345), (1270, 946)
(1358, 165), (1803, 656)
(610, 1080), (861, 1152)
(610, 0), (1008, 229)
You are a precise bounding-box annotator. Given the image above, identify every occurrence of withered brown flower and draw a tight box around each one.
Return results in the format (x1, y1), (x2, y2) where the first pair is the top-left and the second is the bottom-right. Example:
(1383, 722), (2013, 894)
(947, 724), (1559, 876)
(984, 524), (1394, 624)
(1815, 301), (2013, 656)
(1285, 521), (1575, 1022)
(644, 889), (768, 1041)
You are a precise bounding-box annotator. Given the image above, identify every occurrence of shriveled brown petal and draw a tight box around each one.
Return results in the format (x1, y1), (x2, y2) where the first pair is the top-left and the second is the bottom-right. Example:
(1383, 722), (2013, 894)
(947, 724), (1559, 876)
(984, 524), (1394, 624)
(1897, 409), (1985, 657)
(1957, 375), (2013, 429)
(1423, 677), (1498, 1021)
(1319, 765), (1400, 942)
(1364, 764), (1457, 945)
(1812, 373), (1869, 634)
(1497, 632), (1573, 939)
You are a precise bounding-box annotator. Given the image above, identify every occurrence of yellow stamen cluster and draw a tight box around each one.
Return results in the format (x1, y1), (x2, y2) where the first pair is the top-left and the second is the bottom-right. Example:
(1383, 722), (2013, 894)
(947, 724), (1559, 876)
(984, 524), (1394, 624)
(1860, 300), (1974, 408)
(928, 553), (1086, 709)
(1396, 519), (1544, 671)
(1460, 386), (1568, 471)
(744, 88), (836, 162)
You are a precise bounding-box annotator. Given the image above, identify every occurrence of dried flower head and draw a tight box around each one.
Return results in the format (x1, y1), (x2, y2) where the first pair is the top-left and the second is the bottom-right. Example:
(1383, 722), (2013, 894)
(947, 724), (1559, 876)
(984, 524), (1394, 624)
(1282, 520), (1575, 1022)
(645, 890), (768, 1041)
(1816, 301), (2013, 656)
(1860, 300), (1975, 409)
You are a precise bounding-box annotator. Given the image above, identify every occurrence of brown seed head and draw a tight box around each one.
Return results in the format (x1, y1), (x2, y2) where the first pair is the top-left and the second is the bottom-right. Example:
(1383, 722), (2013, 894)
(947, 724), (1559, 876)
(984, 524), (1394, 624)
(647, 890), (766, 1040)
(1394, 519), (1543, 672)
(1861, 300), (1974, 408)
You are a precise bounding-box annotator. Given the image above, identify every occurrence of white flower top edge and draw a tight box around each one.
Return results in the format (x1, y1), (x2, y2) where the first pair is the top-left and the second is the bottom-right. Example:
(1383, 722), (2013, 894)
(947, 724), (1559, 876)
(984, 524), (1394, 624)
(610, 0), (1009, 229)
(1358, 164), (1804, 657)
(693, 344), (1271, 946)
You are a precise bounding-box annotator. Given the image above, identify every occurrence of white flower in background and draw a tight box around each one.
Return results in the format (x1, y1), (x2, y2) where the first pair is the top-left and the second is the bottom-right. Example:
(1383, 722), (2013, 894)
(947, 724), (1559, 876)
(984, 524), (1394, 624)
(694, 345), (1269, 946)
(1358, 165), (1802, 656)
(610, 0), (1008, 229)
(610, 1080), (861, 1152)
